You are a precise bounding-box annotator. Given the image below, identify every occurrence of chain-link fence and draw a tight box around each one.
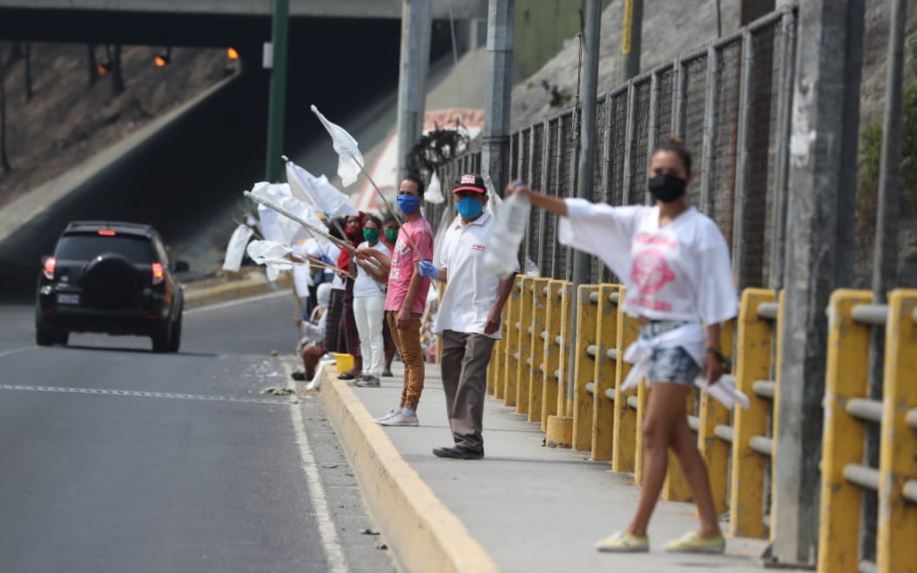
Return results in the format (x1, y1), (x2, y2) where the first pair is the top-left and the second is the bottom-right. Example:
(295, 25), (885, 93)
(433, 9), (796, 290)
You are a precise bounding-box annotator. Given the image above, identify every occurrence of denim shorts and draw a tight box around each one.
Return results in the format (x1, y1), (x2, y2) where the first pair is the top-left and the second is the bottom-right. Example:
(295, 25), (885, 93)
(639, 321), (701, 385)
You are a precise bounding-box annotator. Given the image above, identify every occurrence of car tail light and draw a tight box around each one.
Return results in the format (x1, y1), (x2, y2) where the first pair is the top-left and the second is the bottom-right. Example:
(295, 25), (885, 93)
(98, 229), (117, 236)
(43, 257), (56, 280)
(152, 263), (165, 285)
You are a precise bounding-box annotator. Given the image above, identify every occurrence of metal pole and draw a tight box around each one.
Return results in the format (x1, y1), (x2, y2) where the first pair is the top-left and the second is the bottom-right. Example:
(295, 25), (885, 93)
(573, 0), (601, 287)
(768, 7), (797, 290)
(482, 0), (514, 193)
(772, 0), (865, 565)
(699, 45), (719, 217)
(863, 0), (906, 562)
(732, 30), (754, 290)
(265, 0), (289, 182)
(396, 0), (431, 181)
(619, 0), (643, 83)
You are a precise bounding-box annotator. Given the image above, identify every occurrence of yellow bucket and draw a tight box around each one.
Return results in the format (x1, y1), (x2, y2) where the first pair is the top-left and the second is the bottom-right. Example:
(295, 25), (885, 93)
(335, 353), (354, 373)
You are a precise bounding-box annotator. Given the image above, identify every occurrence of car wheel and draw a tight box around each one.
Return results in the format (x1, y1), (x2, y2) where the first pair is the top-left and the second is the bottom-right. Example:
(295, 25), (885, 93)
(36, 323), (68, 347)
(151, 320), (173, 353)
(168, 313), (182, 353)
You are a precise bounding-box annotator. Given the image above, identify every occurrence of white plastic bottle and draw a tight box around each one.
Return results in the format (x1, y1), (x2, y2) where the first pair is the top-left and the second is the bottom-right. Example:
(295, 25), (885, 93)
(484, 192), (531, 277)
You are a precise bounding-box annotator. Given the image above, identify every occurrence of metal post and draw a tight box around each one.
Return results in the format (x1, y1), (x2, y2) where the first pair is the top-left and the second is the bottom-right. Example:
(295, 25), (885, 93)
(619, 0), (643, 83)
(772, 0), (865, 565)
(863, 0), (906, 562)
(700, 45), (719, 217)
(396, 0), (431, 182)
(573, 0), (601, 287)
(732, 30), (754, 290)
(645, 72), (659, 205)
(537, 119), (550, 273)
(265, 0), (289, 182)
(482, 0), (514, 193)
(768, 8), (797, 290)
(622, 82), (636, 204)
(672, 56), (687, 137)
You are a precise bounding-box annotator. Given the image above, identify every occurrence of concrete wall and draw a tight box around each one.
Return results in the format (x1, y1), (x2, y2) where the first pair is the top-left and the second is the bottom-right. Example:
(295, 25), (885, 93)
(0, 0), (487, 19)
(513, 0), (614, 80)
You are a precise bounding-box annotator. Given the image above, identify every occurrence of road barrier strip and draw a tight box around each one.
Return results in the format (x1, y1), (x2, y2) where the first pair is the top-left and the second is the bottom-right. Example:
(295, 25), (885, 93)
(818, 289), (917, 573)
(319, 368), (500, 573)
(183, 271), (292, 309)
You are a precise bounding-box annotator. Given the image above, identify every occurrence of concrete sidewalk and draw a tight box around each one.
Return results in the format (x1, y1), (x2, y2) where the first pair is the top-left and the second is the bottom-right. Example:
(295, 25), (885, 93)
(328, 363), (776, 573)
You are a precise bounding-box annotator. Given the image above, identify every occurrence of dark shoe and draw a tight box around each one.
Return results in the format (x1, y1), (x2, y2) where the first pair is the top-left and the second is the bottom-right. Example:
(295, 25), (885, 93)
(381, 369), (394, 378)
(355, 376), (381, 388)
(337, 372), (357, 381)
(291, 370), (307, 381)
(432, 445), (484, 460)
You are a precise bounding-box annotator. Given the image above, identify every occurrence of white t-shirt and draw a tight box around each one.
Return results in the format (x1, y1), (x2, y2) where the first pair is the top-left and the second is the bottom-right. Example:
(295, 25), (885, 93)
(433, 211), (517, 339)
(305, 240), (344, 290)
(559, 198), (737, 325)
(353, 240), (390, 298)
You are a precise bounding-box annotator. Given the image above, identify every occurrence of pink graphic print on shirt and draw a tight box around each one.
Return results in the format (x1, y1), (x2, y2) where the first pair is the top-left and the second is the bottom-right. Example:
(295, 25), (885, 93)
(628, 247), (676, 312)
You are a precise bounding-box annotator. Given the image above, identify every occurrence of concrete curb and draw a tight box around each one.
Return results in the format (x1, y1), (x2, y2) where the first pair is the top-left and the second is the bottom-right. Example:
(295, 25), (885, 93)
(182, 272), (292, 309)
(319, 369), (501, 573)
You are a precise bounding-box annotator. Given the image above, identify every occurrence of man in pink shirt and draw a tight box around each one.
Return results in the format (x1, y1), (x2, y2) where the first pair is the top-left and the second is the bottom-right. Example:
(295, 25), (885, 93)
(377, 174), (434, 427)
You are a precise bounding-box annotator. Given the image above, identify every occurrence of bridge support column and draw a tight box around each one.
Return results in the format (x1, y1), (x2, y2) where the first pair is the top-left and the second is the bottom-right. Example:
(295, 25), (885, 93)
(396, 0), (432, 181)
(481, 0), (514, 193)
(772, 0), (865, 566)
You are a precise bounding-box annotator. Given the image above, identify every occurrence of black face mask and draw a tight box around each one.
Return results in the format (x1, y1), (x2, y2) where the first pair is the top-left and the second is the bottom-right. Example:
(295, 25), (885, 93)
(647, 174), (687, 203)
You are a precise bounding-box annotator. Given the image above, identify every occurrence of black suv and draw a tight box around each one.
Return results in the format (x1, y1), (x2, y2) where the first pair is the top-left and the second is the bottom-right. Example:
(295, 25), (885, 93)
(36, 221), (187, 353)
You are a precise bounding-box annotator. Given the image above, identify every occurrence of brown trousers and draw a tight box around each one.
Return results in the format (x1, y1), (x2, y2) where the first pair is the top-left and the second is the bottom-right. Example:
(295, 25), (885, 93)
(440, 330), (496, 451)
(385, 312), (424, 410)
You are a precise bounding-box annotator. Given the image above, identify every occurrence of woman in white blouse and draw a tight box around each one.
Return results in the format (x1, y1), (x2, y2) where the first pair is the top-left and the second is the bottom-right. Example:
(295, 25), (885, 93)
(509, 138), (737, 555)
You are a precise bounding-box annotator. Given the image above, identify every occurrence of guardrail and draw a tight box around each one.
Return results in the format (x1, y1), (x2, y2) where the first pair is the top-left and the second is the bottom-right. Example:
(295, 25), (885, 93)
(818, 289), (917, 573)
(486, 281), (917, 571)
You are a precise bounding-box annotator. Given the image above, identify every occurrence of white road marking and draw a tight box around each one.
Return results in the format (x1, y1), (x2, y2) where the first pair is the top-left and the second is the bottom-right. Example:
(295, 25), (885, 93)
(184, 290), (292, 317)
(0, 346), (36, 360)
(281, 359), (349, 573)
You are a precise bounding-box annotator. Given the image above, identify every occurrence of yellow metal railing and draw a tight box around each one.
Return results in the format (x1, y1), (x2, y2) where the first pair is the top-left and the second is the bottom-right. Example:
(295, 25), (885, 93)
(818, 289), (917, 573)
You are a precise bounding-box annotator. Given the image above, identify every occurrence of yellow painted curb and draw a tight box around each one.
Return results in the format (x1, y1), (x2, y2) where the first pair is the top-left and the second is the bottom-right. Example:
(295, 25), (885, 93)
(183, 272), (292, 309)
(319, 368), (501, 573)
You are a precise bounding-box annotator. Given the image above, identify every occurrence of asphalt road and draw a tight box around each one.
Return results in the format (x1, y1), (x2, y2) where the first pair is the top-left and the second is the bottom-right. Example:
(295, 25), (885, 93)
(0, 292), (395, 573)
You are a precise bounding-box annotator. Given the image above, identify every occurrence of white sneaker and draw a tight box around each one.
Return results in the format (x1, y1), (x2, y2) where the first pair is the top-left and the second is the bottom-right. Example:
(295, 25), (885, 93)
(374, 408), (400, 424)
(379, 412), (419, 427)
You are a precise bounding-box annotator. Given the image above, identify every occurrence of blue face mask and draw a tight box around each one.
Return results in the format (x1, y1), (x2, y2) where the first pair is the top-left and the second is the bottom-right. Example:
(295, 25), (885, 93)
(397, 194), (420, 215)
(455, 196), (484, 220)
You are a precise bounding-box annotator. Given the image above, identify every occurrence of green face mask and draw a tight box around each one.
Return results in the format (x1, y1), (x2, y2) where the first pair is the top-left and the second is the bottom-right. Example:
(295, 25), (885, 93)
(384, 228), (398, 244)
(363, 228), (380, 244)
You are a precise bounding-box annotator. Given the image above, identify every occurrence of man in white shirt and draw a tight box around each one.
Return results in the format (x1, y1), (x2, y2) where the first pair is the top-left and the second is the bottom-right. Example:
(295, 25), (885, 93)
(419, 174), (516, 460)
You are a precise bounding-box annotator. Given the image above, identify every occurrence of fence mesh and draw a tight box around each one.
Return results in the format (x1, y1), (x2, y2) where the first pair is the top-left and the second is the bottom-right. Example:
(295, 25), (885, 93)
(683, 55), (708, 207)
(439, 17), (792, 288)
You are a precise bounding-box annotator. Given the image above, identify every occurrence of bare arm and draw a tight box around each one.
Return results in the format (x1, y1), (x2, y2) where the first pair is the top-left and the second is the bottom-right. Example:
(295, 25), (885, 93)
(702, 323), (725, 385)
(507, 184), (568, 217)
(484, 273), (517, 335)
(396, 266), (423, 328)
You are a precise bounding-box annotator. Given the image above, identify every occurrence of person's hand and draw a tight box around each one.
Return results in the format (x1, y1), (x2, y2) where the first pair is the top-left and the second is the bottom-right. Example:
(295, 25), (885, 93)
(418, 260), (440, 279)
(702, 350), (725, 386)
(396, 306), (411, 330)
(356, 246), (375, 257)
(505, 180), (530, 199)
(484, 308), (502, 335)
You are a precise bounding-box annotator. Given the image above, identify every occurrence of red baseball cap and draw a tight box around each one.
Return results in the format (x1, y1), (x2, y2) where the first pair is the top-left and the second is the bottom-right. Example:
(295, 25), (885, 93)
(452, 174), (487, 194)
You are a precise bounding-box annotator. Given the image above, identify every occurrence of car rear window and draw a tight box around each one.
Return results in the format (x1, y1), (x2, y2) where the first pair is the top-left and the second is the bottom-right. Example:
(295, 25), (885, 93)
(55, 234), (155, 263)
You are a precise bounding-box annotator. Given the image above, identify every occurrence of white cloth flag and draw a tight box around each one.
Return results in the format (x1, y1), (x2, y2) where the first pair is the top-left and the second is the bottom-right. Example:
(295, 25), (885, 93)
(246, 239), (298, 283)
(222, 224), (255, 273)
(310, 105), (364, 188)
(249, 180), (332, 246)
(285, 161), (357, 219)
(425, 172), (445, 204)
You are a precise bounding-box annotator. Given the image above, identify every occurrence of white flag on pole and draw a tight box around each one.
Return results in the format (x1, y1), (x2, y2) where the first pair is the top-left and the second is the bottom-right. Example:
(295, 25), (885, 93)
(285, 160), (358, 219)
(310, 105), (364, 188)
(425, 171), (445, 204)
(222, 224), (255, 273)
(249, 180), (332, 246)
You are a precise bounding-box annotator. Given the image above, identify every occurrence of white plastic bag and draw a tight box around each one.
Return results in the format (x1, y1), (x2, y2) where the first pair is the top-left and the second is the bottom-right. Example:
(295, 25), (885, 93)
(484, 192), (530, 277)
